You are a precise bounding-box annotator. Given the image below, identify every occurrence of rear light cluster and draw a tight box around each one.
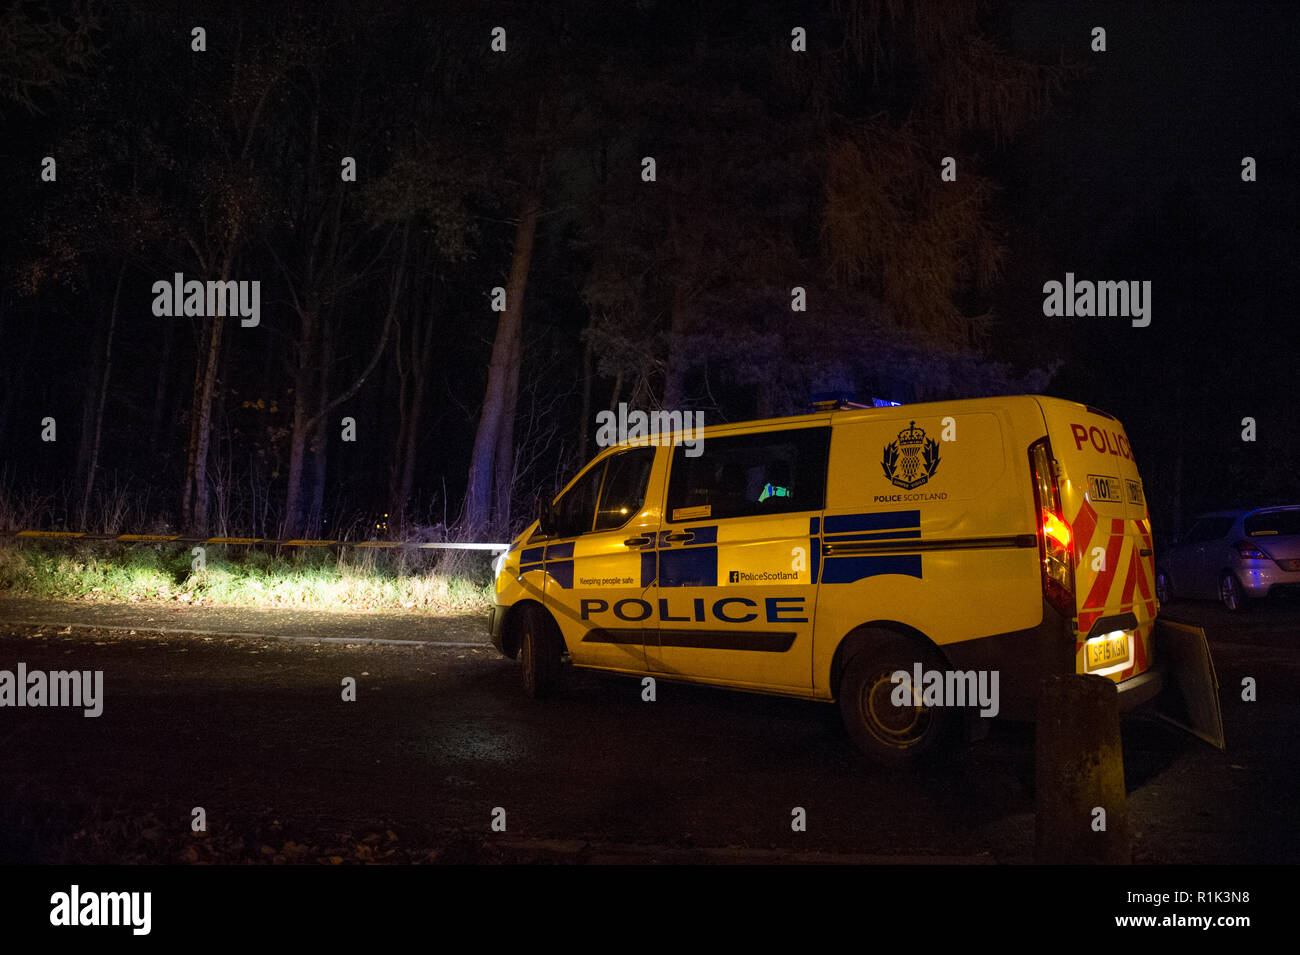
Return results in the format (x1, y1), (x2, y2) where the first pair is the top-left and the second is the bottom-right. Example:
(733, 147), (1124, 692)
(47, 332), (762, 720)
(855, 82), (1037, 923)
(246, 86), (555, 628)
(1233, 540), (1269, 561)
(1030, 439), (1075, 615)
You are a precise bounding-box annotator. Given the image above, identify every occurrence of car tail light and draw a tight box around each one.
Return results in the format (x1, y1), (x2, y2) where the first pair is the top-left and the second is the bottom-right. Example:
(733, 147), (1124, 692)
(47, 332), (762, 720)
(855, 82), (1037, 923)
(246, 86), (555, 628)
(1233, 540), (1269, 560)
(1030, 439), (1075, 615)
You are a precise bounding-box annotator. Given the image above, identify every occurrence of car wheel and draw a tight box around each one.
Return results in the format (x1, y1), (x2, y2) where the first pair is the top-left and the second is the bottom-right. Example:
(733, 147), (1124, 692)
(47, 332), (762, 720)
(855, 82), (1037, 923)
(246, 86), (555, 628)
(838, 632), (960, 767)
(1154, 568), (1172, 604)
(518, 605), (562, 698)
(1219, 573), (1249, 612)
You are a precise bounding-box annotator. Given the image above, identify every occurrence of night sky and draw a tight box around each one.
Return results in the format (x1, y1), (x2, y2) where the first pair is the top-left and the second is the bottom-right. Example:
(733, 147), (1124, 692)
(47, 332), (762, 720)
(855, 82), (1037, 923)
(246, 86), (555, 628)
(0, 0), (1295, 541)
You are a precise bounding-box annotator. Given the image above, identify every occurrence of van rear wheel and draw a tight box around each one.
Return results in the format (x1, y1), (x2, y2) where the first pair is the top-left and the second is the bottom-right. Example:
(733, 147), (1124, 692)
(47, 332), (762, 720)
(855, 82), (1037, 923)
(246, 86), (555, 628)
(839, 634), (960, 766)
(518, 605), (562, 698)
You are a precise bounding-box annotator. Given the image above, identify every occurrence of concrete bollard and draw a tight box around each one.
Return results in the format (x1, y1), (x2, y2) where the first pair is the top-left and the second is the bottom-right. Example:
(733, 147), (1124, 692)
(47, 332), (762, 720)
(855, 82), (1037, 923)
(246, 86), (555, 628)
(1035, 673), (1130, 863)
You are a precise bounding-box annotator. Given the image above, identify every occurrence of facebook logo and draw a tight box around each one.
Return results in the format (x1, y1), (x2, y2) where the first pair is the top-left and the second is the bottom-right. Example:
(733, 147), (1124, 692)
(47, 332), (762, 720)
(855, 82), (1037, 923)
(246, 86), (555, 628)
(729, 570), (740, 583)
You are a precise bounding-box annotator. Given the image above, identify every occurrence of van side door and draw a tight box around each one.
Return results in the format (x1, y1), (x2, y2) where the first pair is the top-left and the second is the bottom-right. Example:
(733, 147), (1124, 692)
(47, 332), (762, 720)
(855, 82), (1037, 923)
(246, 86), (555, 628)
(538, 445), (661, 673)
(646, 426), (830, 689)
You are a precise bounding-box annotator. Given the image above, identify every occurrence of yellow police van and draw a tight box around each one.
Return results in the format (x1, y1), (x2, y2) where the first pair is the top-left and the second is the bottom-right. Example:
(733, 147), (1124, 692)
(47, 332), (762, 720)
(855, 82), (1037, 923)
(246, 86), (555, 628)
(488, 395), (1168, 764)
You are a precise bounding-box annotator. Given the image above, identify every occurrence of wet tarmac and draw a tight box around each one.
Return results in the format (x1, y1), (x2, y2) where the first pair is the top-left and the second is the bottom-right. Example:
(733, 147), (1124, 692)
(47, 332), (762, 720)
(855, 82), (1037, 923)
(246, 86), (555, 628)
(0, 596), (1295, 863)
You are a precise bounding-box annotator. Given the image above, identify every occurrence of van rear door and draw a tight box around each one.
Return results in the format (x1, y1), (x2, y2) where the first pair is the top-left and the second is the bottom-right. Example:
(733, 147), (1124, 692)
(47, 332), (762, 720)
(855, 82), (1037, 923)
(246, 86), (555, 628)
(1036, 399), (1157, 685)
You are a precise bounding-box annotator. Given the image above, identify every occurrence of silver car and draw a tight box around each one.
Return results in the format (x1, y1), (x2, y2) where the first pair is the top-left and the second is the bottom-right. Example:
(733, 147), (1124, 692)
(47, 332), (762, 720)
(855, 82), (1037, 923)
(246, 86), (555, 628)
(1155, 506), (1300, 611)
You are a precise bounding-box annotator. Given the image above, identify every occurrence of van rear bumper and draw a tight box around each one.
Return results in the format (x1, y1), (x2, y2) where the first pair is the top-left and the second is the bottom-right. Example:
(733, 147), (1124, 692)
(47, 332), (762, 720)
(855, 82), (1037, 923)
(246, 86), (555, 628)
(941, 600), (1161, 720)
(1116, 665), (1164, 712)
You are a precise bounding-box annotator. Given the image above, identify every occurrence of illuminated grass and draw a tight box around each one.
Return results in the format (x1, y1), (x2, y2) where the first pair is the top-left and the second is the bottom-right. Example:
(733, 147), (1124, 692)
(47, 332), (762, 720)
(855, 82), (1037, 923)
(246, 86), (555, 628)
(0, 543), (493, 614)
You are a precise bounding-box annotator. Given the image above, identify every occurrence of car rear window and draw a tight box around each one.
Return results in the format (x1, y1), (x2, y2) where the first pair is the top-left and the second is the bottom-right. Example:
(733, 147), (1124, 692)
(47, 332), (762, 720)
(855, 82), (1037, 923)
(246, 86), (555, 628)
(1245, 509), (1300, 536)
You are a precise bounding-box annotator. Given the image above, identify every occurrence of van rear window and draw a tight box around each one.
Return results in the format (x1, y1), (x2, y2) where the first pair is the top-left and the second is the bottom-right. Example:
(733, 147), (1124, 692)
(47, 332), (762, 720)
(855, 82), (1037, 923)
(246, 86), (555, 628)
(666, 427), (830, 522)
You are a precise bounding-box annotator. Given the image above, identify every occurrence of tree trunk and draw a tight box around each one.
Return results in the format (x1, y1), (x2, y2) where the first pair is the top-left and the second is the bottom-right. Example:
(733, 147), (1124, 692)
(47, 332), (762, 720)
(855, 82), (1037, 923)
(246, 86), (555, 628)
(389, 271), (435, 529)
(307, 310), (333, 537)
(147, 317), (174, 465)
(181, 249), (240, 533)
(492, 328), (522, 534)
(463, 185), (541, 535)
(388, 299), (412, 526)
(283, 305), (320, 538)
(75, 281), (109, 521)
(78, 262), (125, 527)
(189, 315), (225, 532)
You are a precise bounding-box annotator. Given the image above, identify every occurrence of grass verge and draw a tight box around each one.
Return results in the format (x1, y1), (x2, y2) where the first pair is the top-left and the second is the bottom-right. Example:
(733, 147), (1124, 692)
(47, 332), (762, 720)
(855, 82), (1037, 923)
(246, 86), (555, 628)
(0, 541), (494, 614)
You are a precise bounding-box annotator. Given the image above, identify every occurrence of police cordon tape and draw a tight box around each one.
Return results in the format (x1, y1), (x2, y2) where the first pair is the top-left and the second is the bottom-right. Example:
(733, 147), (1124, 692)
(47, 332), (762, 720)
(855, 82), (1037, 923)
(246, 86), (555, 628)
(0, 530), (508, 553)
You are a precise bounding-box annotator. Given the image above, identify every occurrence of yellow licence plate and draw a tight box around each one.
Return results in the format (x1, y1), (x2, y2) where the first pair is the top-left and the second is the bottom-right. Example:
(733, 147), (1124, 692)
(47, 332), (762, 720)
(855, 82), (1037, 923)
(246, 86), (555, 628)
(1085, 632), (1131, 671)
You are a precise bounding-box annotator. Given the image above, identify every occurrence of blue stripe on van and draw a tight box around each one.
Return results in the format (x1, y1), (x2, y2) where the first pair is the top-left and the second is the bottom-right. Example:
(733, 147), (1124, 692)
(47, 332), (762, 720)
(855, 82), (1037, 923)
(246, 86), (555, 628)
(641, 550), (657, 588)
(548, 559), (574, 589)
(822, 510), (921, 534)
(659, 547), (718, 587)
(810, 537), (820, 584)
(820, 554), (922, 584)
(545, 541), (575, 560)
(685, 525), (718, 545)
(521, 546), (545, 563)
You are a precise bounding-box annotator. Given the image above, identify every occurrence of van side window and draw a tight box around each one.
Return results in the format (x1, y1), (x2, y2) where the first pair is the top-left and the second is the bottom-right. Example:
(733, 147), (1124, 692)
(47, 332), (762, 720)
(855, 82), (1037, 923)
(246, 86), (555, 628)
(594, 447), (656, 530)
(551, 461), (605, 538)
(552, 446), (656, 537)
(666, 427), (830, 522)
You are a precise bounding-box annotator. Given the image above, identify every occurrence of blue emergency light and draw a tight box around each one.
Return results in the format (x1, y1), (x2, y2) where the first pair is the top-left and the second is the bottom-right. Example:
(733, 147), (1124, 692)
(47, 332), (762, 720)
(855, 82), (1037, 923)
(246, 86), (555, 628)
(809, 392), (902, 411)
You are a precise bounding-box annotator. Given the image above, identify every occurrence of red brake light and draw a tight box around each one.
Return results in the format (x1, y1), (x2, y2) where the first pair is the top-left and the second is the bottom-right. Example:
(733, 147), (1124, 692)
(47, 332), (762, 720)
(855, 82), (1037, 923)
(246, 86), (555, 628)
(1030, 439), (1075, 616)
(1233, 540), (1268, 560)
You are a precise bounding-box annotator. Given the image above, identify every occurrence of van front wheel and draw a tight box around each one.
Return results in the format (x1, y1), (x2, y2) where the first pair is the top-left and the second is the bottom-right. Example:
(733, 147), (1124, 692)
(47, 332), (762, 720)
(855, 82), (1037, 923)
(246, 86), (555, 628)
(839, 634), (960, 766)
(518, 605), (562, 698)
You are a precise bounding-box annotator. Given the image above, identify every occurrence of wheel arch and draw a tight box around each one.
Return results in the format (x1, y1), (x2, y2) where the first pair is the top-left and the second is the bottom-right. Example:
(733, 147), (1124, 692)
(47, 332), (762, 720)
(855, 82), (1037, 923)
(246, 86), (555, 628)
(499, 598), (552, 659)
(827, 620), (954, 701)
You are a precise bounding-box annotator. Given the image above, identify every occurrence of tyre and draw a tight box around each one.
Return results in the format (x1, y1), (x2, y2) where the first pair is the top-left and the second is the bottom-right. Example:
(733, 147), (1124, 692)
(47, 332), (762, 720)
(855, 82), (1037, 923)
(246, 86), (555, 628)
(1219, 573), (1250, 613)
(838, 632), (961, 767)
(1154, 568), (1172, 604)
(518, 604), (562, 698)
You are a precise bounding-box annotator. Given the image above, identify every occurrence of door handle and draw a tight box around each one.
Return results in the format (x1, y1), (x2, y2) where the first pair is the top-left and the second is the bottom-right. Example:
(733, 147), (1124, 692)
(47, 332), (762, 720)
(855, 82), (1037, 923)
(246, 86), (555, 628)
(662, 531), (695, 544)
(1139, 548), (1152, 557)
(624, 536), (653, 548)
